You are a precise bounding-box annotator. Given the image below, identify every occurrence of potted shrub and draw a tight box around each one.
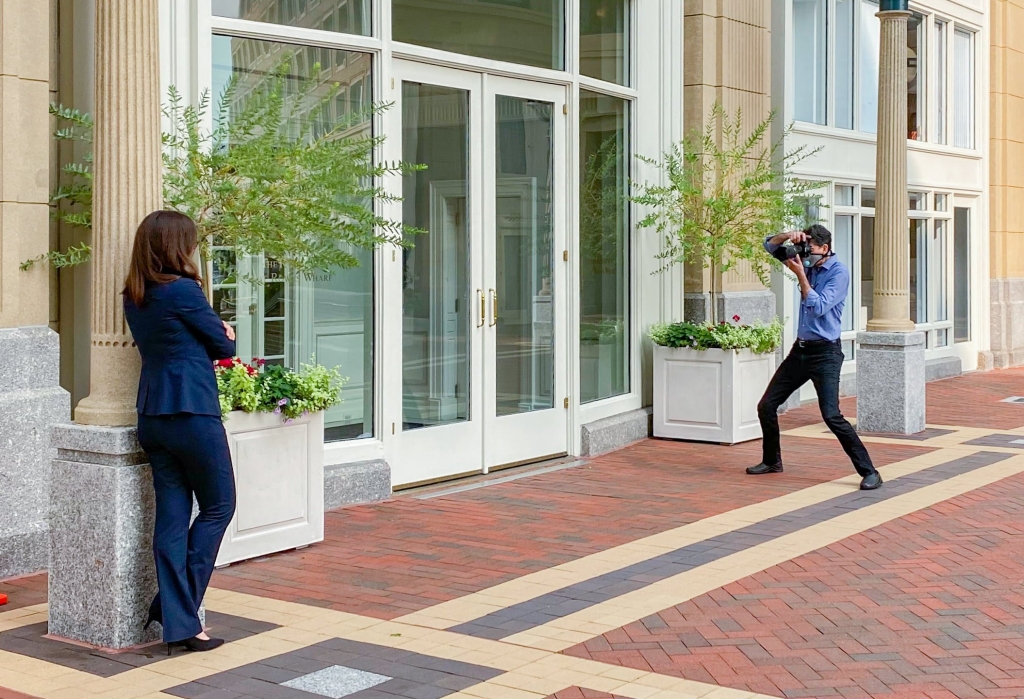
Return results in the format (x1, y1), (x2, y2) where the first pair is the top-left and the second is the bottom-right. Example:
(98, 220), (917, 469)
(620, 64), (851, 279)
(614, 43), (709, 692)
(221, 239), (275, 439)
(650, 317), (782, 444)
(213, 358), (343, 566)
(633, 105), (823, 443)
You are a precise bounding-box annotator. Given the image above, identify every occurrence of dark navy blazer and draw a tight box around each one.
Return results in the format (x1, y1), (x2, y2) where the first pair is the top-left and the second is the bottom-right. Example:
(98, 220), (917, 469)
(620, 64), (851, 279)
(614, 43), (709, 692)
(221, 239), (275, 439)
(124, 277), (236, 417)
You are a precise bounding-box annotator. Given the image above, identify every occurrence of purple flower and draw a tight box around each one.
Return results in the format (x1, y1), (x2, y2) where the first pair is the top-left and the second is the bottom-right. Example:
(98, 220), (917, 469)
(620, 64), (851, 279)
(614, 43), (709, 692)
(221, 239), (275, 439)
(277, 398), (288, 406)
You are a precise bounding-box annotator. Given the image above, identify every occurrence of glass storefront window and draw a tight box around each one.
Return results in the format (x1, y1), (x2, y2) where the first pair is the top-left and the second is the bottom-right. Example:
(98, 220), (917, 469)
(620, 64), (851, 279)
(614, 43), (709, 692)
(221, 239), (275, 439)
(909, 218), (927, 323)
(794, 0), (827, 125)
(401, 82), (472, 430)
(580, 90), (629, 403)
(580, 0), (629, 86)
(861, 216), (875, 321)
(909, 191), (926, 210)
(211, 35), (376, 441)
(213, 0), (371, 36)
(393, 0), (565, 70)
(954, 207), (971, 342)
(834, 215), (855, 333)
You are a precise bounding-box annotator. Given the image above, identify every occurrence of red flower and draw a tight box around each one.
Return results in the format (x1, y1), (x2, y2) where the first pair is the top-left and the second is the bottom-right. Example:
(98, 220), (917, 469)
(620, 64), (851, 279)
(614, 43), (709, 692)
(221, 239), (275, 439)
(732, 315), (741, 322)
(215, 359), (234, 369)
(246, 366), (257, 376)
(252, 358), (266, 367)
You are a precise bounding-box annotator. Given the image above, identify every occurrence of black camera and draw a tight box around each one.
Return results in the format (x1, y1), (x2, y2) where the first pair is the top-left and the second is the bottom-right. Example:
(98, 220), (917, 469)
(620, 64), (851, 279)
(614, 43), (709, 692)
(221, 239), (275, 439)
(771, 239), (812, 262)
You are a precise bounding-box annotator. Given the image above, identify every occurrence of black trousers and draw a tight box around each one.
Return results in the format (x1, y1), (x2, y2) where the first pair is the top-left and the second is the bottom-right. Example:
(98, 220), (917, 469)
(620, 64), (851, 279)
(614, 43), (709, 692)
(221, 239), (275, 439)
(138, 414), (236, 643)
(757, 340), (876, 477)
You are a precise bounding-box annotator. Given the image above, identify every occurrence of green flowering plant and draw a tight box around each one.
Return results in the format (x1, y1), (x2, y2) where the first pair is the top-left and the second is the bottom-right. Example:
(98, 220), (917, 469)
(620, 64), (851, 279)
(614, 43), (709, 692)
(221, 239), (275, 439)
(649, 315), (783, 355)
(214, 358), (343, 420)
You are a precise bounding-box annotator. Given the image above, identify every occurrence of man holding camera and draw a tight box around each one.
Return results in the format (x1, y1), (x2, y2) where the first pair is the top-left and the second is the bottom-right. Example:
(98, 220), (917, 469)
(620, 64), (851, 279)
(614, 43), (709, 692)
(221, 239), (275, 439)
(747, 224), (882, 490)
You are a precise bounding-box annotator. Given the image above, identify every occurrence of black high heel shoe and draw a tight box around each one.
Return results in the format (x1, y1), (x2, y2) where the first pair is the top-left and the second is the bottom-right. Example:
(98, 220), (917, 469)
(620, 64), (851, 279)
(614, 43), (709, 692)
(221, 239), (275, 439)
(167, 636), (225, 656)
(143, 611), (160, 632)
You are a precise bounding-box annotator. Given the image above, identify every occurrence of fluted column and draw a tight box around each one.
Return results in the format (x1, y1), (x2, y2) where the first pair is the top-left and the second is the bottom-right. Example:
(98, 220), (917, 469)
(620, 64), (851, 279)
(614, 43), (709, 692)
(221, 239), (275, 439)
(856, 0), (925, 435)
(867, 3), (914, 333)
(74, 0), (162, 426)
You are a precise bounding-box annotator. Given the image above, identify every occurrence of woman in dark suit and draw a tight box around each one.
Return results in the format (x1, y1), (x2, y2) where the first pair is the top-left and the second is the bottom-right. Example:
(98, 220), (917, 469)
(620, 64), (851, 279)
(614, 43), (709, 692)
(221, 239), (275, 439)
(123, 210), (237, 654)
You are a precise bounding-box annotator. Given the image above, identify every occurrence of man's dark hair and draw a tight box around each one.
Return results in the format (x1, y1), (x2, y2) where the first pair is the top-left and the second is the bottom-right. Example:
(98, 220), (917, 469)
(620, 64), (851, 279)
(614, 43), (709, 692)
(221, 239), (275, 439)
(803, 224), (832, 249)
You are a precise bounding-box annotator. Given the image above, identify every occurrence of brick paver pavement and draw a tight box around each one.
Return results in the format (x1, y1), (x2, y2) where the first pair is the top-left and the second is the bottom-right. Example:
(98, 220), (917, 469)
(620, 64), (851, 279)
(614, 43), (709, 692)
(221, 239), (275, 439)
(1, 368), (1023, 699)
(565, 472), (1024, 698)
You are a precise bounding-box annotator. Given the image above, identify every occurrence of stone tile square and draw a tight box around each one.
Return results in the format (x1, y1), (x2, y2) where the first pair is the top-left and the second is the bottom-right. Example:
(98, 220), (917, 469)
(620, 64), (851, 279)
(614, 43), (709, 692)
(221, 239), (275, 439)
(282, 666), (390, 698)
(168, 639), (503, 699)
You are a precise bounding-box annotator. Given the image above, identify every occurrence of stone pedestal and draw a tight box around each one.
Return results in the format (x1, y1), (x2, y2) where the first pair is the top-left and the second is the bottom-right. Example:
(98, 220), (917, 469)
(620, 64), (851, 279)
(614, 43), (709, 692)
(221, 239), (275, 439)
(48, 424), (159, 649)
(990, 277), (1024, 368)
(684, 290), (777, 325)
(0, 327), (71, 579)
(855, 331), (926, 434)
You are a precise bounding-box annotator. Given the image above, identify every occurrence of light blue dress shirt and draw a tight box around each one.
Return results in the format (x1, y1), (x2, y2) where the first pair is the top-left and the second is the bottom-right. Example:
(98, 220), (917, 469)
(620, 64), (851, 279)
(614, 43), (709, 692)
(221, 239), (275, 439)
(764, 236), (849, 342)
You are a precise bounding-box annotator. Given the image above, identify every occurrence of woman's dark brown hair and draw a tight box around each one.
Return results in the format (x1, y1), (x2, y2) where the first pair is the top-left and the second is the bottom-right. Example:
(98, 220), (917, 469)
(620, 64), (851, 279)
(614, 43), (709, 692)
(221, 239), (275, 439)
(123, 210), (202, 307)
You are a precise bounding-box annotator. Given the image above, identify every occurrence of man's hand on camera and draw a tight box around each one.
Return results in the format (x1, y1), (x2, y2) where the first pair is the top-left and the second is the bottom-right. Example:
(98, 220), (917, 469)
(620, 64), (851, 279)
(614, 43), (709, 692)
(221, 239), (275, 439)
(784, 257), (805, 276)
(786, 230), (808, 243)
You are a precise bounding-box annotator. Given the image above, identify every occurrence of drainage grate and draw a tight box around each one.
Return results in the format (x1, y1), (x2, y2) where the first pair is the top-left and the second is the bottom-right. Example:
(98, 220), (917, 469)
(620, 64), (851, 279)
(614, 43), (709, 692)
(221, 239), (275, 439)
(1001, 396), (1024, 404)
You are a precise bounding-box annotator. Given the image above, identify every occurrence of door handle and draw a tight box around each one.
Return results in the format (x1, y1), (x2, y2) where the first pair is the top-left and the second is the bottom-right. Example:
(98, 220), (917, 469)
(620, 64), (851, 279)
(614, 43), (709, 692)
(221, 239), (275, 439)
(477, 289), (485, 328)
(488, 289), (498, 327)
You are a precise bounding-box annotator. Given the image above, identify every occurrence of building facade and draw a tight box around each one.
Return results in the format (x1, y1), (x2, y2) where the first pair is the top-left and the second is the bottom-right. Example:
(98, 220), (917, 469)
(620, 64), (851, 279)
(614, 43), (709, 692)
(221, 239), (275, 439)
(1, 0), (1022, 577)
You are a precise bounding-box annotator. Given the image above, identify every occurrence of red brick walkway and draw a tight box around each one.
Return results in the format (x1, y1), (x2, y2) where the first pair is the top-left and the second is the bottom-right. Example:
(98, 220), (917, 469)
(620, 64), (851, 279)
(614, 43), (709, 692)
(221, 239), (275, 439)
(564, 471), (1024, 698)
(209, 435), (928, 620)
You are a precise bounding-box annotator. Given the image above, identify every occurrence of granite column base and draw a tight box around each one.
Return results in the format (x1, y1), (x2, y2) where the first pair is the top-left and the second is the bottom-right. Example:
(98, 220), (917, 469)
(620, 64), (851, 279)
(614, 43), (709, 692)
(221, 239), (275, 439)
(49, 424), (160, 649)
(855, 331), (926, 434)
(684, 290), (777, 325)
(0, 327), (71, 579)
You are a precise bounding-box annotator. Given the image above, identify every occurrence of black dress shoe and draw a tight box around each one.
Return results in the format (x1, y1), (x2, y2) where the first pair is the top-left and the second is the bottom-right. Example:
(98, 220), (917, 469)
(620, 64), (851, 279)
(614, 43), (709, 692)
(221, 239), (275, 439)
(860, 472), (883, 490)
(746, 462), (784, 475)
(167, 636), (225, 655)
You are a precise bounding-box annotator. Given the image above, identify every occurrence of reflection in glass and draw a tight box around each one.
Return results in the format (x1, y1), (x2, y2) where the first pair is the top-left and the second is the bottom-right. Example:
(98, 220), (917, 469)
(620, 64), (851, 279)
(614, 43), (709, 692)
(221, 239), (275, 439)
(794, 0), (827, 125)
(907, 13), (924, 140)
(495, 95), (555, 416)
(861, 216), (875, 321)
(860, 0), (880, 133)
(861, 188), (876, 208)
(580, 91), (629, 403)
(211, 35), (376, 441)
(401, 83), (471, 430)
(909, 191), (926, 210)
(581, 0), (628, 85)
(212, 0), (370, 36)
(836, 0), (855, 129)
(393, 0), (564, 70)
(834, 215), (855, 332)
(910, 218), (927, 323)
(954, 207), (970, 342)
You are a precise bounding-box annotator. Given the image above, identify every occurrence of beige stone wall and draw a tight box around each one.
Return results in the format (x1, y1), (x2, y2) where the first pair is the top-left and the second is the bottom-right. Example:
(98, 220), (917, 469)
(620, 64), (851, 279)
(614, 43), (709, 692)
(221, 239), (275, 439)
(0, 0), (52, 329)
(990, 0), (1024, 366)
(991, 0), (1024, 279)
(683, 0), (772, 296)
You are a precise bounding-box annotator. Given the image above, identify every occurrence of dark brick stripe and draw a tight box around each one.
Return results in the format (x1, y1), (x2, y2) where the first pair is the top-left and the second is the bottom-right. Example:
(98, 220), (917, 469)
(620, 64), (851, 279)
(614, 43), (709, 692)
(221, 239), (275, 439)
(449, 452), (1012, 640)
(963, 433), (1024, 449)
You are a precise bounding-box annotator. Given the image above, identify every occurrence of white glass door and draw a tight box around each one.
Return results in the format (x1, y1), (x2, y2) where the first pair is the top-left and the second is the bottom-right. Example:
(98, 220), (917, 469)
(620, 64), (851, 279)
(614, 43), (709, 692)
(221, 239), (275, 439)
(483, 77), (568, 470)
(389, 62), (568, 486)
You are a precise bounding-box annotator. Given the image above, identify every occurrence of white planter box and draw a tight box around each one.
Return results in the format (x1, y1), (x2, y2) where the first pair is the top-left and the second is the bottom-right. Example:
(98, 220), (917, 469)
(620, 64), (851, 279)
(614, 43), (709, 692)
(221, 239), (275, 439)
(215, 410), (325, 567)
(653, 345), (776, 445)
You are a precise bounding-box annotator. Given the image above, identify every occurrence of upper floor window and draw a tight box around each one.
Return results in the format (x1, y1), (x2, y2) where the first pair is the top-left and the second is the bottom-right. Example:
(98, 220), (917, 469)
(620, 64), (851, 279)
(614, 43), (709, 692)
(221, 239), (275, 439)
(791, 0), (975, 149)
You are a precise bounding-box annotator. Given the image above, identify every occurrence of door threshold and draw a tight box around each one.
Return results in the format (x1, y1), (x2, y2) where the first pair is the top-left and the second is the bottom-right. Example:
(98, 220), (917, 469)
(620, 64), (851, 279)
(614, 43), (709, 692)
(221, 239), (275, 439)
(398, 455), (585, 500)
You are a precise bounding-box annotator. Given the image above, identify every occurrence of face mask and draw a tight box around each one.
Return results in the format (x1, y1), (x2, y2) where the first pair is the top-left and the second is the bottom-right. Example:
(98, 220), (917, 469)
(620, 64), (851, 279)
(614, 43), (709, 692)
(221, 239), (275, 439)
(803, 250), (829, 267)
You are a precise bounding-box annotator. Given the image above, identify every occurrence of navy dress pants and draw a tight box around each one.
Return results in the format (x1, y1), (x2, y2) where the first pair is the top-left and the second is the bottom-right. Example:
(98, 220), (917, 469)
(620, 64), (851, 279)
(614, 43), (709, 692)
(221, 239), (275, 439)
(138, 414), (236, 643)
